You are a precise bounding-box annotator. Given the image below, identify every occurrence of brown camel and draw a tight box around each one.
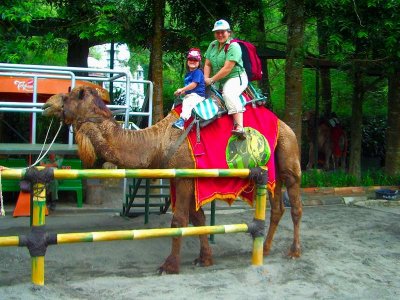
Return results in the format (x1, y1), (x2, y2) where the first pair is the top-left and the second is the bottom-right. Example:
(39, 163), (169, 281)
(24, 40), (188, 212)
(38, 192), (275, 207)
(303, 111), (347, 170)
(43, 86), (302, 274)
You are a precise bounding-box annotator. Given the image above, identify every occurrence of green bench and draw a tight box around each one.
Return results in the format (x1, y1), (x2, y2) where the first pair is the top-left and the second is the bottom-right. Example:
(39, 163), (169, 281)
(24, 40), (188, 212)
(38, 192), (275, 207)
(0, 158), (27, 192)
(0, 157), (84, 207)
(59, 158), (84, 207)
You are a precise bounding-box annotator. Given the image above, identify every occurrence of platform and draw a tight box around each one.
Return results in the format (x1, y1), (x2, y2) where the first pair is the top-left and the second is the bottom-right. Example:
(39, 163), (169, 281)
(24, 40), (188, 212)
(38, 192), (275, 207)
(0, 143), (78, 155)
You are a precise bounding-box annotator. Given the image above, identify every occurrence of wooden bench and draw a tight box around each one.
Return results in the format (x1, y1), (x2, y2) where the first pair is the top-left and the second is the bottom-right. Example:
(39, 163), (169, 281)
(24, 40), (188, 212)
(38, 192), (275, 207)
(0, 158), (27, 192)
(59, 158), (84, 207)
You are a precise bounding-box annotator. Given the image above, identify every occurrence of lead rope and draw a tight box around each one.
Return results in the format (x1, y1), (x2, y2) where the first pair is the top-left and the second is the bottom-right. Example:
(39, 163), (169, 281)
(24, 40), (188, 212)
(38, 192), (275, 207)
(0, 171), (5, 216)
(196, 118), (201, 144)
(27, 119), (64, 169)
(0, 119), (64, 216)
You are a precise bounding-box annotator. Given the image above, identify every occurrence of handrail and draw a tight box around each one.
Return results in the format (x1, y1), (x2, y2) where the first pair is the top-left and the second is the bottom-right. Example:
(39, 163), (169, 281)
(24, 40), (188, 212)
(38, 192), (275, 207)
(0, 63), (154, 144)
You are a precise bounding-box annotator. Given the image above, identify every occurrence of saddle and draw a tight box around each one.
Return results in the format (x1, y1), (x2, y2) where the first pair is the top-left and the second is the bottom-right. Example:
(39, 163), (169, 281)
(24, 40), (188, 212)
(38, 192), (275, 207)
(165, 83), (268, 163)
(192, 82), (268, 128)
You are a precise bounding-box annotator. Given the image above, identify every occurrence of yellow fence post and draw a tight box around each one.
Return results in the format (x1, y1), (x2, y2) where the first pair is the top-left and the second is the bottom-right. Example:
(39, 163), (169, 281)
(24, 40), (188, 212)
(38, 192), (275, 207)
(251, 167), (268, 266)
(31, 182), (46, 286)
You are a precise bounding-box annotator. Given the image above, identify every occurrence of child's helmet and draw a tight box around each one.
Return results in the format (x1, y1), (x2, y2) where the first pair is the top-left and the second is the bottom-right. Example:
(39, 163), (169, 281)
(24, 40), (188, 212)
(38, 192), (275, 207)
(187, 48), (202, 61)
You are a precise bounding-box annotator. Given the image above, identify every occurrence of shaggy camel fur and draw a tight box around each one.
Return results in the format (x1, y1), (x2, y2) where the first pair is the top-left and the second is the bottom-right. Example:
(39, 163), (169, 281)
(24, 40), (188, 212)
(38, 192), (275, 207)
(43, 86), (302, 274)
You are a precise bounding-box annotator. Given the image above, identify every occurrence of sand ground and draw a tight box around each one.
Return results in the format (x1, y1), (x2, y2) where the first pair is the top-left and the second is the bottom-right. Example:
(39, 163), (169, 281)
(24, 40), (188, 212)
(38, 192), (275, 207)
(0, 196), (399, 300)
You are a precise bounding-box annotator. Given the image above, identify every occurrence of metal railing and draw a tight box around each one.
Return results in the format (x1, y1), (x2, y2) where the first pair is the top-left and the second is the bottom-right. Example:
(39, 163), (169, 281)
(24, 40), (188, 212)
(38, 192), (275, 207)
(0, 63), (153, 145)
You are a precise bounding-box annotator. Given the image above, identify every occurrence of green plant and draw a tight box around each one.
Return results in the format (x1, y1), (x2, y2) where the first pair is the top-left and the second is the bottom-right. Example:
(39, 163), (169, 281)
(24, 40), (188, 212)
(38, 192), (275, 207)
(301, 169), (399, 188)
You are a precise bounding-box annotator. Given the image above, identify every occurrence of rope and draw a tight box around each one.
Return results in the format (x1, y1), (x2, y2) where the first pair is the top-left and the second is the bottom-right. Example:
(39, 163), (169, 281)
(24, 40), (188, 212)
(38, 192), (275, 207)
(0, 118), (63, 216)
(195, 0), (215, 19)
(27, 119), (63, 169)
(0, 171), (5, 216)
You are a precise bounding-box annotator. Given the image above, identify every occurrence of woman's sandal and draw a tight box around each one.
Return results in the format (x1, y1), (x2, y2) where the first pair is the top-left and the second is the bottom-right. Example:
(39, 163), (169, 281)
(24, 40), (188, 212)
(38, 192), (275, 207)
(231, 124), (246, 140)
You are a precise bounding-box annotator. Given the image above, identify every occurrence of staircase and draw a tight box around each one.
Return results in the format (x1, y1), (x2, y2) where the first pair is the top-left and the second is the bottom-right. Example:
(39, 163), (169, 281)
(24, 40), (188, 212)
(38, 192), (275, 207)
(122, 178), (171, 224)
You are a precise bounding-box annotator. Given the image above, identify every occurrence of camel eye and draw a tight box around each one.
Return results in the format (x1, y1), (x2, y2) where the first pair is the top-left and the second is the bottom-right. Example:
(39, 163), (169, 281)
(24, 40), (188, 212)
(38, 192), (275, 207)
(78, 88), (85, 100)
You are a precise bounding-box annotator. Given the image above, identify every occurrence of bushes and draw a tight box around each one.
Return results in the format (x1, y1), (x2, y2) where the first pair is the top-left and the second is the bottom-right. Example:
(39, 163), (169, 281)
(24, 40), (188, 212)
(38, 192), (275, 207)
(301, 169), (399, 188)
(362, 116), (386, 163)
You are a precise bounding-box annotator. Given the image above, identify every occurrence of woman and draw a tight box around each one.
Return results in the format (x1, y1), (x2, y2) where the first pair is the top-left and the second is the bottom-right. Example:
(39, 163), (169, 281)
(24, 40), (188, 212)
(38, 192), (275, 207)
(204, 19), (248, 139)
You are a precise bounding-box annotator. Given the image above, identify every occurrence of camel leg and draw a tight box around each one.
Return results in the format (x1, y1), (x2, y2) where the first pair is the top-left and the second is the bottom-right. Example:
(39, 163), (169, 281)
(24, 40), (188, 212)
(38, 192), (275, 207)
(158, 179), (192, 274)
(265, 122), (302, 258)
(323, 146), (332, 170)
(286, 173), (302, 257)
(306, 143), (314, 169)
(341, 155), (346, 171)
(189, 200), (213, 267)
(263, 179), (285, 256)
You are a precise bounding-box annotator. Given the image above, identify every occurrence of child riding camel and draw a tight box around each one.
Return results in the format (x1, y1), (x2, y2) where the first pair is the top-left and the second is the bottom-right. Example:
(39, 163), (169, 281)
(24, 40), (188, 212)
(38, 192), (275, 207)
(172, 48), (206, 130)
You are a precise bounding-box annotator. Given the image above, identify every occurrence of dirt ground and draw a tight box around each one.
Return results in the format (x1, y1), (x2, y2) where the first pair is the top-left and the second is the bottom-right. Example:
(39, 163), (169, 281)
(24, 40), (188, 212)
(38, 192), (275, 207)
(0, 198), (399, 300)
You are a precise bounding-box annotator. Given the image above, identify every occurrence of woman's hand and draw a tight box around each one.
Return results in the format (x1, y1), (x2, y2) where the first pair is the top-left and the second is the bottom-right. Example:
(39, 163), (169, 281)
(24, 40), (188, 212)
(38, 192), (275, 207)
(204, 77), (214, 86)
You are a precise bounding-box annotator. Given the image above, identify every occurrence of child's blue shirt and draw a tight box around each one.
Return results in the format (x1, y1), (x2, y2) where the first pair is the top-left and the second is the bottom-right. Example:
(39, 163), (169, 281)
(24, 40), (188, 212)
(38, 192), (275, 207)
(184, 69), (206, 97)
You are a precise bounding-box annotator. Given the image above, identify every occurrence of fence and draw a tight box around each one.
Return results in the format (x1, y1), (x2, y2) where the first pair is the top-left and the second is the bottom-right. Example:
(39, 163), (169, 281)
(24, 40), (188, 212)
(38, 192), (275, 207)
(0, 167), (268, 286)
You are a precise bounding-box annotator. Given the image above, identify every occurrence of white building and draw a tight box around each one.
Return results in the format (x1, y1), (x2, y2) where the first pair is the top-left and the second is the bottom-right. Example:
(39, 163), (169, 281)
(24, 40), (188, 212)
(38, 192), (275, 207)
(88, 43), (145, 110)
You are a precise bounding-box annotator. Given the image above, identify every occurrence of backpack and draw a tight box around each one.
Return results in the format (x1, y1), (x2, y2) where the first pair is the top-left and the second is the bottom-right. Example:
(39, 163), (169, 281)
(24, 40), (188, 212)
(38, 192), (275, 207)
(224, 39), (263, 81)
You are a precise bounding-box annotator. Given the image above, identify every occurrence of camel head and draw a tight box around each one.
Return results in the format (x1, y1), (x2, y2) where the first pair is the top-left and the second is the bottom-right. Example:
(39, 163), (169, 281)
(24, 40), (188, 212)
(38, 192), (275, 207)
(43, 86), (112, 125)
(43, 86), (115, 167)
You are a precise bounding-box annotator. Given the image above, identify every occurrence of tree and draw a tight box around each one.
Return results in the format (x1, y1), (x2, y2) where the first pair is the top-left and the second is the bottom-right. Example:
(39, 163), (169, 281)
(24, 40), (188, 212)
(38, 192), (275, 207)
(385, 68), (400, 176)
(316, 19), (332, 117)
(150, 0), (166, 123)
(284, 0), (306, 150)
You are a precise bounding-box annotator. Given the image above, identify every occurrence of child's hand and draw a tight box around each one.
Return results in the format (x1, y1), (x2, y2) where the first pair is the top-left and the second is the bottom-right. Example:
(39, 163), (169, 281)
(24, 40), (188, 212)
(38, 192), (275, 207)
(174, 88), (184, 96)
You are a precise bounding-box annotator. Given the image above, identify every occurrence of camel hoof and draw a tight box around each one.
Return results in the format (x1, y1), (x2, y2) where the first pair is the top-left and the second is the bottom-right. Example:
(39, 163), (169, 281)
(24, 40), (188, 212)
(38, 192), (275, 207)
(157, 266), (179, 275)
(158, 255), (180, 274)
(157, 267), (167, 275)
(192, 257), (213, 267)
(288, 244), (301, 258)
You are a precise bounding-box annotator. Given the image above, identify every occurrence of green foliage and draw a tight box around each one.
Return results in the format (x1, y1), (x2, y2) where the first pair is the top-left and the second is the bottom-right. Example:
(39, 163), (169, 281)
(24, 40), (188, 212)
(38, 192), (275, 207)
(362, 117), (386, 159)
(0, 1), (59, 63)
(162, 51), (184, 115)
(301, 169), (399, 187)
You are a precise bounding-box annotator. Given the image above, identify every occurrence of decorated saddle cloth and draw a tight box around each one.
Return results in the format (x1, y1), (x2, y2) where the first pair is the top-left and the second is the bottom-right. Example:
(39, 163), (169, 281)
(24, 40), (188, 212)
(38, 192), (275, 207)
(171, 103), (279, 211)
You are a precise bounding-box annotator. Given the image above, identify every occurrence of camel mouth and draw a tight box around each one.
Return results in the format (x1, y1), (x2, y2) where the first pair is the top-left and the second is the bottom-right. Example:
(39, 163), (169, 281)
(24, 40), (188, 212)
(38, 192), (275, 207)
(42, 103), (62, 118)
(42, 103), (52, 116)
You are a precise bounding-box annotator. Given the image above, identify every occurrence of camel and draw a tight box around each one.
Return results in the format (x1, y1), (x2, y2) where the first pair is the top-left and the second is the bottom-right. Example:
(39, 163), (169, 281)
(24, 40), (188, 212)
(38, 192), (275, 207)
(303, 111), (347, 170)
(43, 86), (302, 274)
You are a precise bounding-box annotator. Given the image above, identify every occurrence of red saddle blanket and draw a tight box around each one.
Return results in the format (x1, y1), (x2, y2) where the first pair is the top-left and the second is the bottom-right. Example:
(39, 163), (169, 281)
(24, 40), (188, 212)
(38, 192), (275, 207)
(171, 104), (279, 211)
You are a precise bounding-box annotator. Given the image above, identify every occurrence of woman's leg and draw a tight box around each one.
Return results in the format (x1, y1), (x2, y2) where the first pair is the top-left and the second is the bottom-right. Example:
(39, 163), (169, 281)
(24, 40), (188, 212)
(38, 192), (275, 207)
(222, 73), (248, 134)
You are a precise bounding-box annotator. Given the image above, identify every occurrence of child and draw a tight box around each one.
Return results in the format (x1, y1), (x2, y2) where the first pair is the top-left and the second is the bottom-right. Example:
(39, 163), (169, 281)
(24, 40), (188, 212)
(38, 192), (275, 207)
(172, 48), (206, 130)
(40, 153), (63, 210)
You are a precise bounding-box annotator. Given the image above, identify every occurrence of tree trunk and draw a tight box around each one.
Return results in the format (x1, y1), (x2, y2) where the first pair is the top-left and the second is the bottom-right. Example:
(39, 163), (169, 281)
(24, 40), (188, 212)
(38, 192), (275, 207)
(385, 68), (400, 176)
(348, 70), (364, 180)
(317, 19), (332, 117)
(67, 36), (90, 68)
(284, 0), (305, 150)
(256, 1), (271, 100)
(149, 0), (165, 124)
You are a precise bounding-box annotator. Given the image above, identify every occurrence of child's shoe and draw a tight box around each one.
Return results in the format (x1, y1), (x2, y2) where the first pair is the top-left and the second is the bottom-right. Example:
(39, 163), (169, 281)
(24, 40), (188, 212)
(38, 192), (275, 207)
(172, 118), (185, 130)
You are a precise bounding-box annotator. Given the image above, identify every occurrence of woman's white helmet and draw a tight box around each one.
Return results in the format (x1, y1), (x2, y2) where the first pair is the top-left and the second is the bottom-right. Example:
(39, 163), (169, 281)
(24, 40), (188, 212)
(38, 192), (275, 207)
(212, 19), (230, 31)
